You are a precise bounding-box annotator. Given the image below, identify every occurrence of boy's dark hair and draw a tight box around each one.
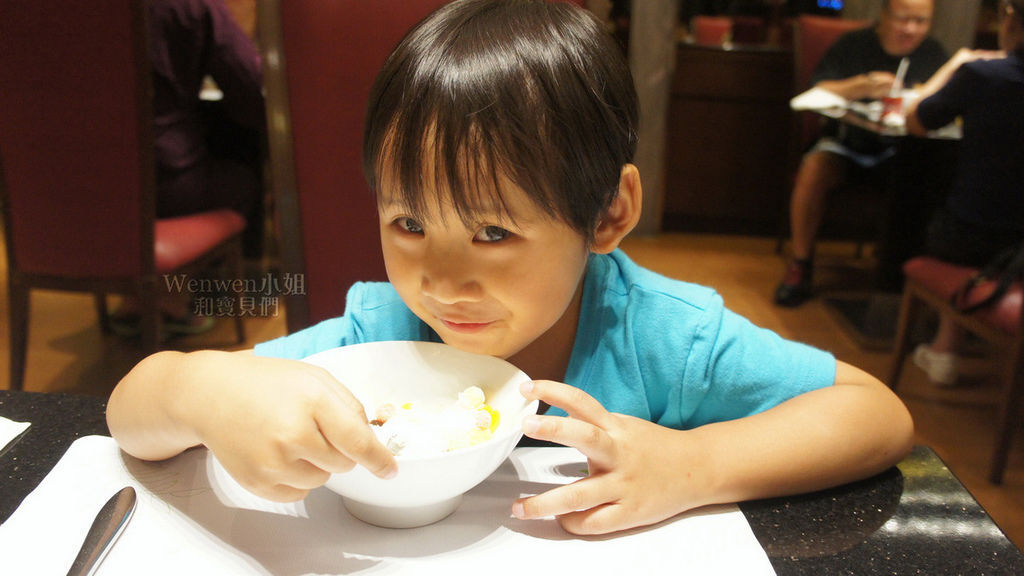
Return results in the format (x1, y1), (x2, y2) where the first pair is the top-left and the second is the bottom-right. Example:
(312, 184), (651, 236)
(363, 0), (639, 240)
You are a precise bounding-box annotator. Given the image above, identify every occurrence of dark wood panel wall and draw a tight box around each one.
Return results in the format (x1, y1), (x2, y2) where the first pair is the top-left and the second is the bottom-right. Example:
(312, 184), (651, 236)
(663, 43), (794, 235)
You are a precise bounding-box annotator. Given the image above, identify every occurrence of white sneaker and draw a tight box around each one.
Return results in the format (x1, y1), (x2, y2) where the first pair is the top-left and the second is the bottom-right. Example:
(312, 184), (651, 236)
(912, 344), (959, 387)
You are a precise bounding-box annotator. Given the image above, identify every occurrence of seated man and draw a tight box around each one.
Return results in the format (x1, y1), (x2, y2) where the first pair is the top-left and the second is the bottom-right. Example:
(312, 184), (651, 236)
(774, 0), (947, 307)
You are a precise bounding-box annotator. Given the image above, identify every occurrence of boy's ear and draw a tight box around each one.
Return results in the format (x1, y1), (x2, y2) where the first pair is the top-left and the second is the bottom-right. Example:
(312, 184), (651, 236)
(592, 164), (643, 254)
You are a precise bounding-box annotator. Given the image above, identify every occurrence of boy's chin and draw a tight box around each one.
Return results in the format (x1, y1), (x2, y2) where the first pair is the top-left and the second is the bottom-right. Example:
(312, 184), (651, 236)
(436, 333), (517, 360)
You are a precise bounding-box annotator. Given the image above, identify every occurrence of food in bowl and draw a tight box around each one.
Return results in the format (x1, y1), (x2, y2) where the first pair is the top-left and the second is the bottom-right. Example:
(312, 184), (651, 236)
(369, 386), (501, 457)
(301, 341), (537, 528)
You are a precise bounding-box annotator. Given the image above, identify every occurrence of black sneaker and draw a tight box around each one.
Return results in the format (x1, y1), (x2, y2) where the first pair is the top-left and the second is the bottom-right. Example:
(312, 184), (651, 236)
(774, 260), (813, 307)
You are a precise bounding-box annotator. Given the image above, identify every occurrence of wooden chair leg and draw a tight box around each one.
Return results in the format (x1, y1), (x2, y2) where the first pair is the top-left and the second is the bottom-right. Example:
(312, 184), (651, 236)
(94, 292), (110, 333)
(230, 242), (246, 344)
(887, 285), (918, 390)
(8, 278), (29, 391)
(139, 280), (161, 355)
(989, 343), (1024, 484)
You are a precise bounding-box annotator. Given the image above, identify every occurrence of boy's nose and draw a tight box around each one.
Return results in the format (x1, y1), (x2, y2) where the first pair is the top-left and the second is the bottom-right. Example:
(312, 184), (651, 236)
(420, 248), (480, 304)
(421, 274), (480, 305)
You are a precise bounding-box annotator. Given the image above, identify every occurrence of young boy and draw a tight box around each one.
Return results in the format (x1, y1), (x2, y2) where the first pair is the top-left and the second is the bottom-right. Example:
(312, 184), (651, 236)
(108, 0), (913, 536)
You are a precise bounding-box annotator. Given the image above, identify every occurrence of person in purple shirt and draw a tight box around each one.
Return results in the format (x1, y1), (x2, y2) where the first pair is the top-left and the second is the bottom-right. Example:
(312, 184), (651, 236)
(148, 0), (265, 256)
(113, 0), (265, 335)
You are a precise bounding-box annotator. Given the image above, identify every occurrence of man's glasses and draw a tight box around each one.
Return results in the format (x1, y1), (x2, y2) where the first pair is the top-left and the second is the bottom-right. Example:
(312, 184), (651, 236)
(885, 13), (932, 27)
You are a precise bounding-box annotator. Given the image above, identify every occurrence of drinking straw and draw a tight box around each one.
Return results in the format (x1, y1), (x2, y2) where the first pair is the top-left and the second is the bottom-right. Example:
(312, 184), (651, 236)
(892, 57), (909, 95)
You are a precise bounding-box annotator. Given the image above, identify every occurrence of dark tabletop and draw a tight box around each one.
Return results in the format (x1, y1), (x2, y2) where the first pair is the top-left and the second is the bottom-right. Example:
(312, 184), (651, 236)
(3, 389), (1023, 574)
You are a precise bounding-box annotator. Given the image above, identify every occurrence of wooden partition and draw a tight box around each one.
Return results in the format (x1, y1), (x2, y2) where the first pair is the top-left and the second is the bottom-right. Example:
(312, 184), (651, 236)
(663, 43), (793, 235)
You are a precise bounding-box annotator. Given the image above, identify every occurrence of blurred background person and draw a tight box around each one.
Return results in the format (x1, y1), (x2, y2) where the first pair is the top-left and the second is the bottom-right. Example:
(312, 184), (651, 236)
(113, 0), (264, 336)
(903, 0), (1024, 385)
(774, 0), (947, 307)
(149, 0), (265, 259)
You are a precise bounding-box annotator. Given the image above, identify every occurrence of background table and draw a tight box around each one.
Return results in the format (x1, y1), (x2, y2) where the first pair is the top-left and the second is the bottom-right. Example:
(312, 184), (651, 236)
(3, 389), (1023, 575)
(814, 107), (961, 350)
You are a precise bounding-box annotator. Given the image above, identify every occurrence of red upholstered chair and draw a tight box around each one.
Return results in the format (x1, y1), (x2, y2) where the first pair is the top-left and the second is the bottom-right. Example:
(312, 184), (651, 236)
(731, 16), (766, 45)
(776, 15), (875, 254)
(0, 0), (246, 391)
(259, 0), (466, 333)
(888, 256), (1024, 483)
(792, 16), (871, 151)
(692, 15), (733, 46)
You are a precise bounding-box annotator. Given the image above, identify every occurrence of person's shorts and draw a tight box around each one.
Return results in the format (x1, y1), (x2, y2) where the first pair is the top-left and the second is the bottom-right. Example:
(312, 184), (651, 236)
(810, 137), (895, 169)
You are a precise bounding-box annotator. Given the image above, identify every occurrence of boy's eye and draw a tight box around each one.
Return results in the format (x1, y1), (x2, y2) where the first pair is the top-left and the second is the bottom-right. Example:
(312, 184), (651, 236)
(396, 217), (423, 234)
(474, 225), (511, 243)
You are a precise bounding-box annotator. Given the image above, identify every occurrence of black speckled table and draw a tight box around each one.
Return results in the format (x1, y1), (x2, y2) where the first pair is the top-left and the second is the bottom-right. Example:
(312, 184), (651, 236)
(4, 389), (1024, 574)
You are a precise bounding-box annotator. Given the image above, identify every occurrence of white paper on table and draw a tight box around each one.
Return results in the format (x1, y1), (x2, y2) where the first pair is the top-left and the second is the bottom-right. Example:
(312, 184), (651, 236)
(790, 87), (848, 118)
(0, 436), (776, 575)
(0, 416), (30, 453)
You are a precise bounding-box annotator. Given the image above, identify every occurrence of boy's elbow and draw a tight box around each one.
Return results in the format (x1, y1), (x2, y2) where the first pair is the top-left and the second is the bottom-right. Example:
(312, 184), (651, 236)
(891, 398), (916, 460)
(837, 361), (915, 465)
(872, 384), (915, 467)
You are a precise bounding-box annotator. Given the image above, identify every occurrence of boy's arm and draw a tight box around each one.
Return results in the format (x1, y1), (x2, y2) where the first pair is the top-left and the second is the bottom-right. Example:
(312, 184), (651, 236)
(107, 349), (397, 501)
(513, 360), (912, 535)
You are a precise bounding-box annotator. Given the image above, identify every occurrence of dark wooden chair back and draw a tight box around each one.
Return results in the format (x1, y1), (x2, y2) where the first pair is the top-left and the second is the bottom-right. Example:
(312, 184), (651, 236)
(792, 16), (871, 150)
(260, 0), (465, 332)
(692, 15), (733, 46)
(889, 256), (1024, 484)
(0, 1), (155, 281)
(0, 0), (245, 390)
(775, 15), (875, 255)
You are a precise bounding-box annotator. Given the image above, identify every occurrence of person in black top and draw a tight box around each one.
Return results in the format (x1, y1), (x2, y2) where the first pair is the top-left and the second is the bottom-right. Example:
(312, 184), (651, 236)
(903, 0), (1024, 385)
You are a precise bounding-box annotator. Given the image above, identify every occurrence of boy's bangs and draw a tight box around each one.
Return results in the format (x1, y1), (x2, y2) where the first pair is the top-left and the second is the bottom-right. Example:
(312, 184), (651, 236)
(375, 104), (558, 227)
(364, 0), (639, 238)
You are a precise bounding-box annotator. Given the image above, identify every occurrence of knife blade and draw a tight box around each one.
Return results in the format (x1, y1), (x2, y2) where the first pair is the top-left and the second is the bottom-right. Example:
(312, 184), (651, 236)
(65, 486), (137, 576)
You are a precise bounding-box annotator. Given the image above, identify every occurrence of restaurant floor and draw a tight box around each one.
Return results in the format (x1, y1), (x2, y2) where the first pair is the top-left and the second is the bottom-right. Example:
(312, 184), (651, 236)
(3, 232), (1023, 550)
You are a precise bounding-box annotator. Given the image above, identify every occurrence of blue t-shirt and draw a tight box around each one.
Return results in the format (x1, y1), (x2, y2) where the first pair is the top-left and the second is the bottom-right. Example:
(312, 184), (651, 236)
(255, 250), (836, 429)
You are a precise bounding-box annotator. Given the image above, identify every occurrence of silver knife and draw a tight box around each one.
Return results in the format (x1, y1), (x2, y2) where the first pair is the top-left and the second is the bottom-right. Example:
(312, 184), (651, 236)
(65, 486), (137, 576)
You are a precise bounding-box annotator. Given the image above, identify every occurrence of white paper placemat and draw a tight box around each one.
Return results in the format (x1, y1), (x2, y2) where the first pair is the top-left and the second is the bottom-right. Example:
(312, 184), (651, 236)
(790, 86), (848, 117)
(0, 436), (775, 575)
(0, 416), (30, 454)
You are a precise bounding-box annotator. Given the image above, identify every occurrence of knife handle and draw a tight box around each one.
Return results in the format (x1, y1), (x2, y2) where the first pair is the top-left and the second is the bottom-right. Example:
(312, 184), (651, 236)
(66, 486), (137, 576)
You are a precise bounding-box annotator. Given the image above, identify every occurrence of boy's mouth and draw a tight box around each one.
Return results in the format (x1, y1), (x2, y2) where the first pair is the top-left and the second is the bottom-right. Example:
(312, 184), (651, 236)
(440, 319), (494, 333)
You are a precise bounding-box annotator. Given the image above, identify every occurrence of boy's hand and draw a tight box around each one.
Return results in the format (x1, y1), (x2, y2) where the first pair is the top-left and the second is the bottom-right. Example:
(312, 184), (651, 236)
(512, 380), (697, 535)
(185, 353), (398, 502)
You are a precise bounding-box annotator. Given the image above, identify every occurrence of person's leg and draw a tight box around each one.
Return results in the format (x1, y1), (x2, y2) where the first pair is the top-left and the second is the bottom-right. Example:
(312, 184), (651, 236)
(775, 150), (846, 306)
(913, 315), (962, 386)
(929, 315), (961, 353)
(790, 150), (845, 259)
(911, 210), (1018, 386)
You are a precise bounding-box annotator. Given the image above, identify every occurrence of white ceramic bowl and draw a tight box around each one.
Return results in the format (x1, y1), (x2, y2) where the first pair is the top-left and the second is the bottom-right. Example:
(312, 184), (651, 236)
(302, 341), (537, 528)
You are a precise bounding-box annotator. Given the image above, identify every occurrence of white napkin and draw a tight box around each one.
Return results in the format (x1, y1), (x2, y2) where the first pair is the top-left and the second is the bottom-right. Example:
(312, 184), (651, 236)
(790, 87), (848, 118)
(0, 436), (776, 575)
(0, 416), (30, 453)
